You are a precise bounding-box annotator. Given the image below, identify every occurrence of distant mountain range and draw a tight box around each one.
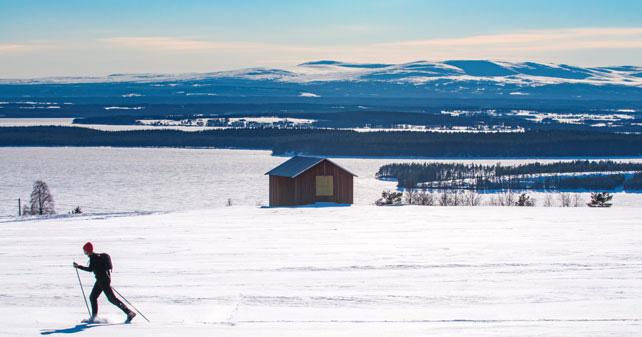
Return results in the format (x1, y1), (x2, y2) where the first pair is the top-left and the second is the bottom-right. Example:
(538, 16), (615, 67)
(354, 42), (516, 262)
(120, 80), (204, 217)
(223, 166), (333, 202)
(1, 60), (642, 101)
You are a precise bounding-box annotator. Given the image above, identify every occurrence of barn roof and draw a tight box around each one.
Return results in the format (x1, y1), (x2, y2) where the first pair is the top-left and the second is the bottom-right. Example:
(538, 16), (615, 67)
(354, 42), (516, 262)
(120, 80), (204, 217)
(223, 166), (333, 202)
(265, 156), (357, 178)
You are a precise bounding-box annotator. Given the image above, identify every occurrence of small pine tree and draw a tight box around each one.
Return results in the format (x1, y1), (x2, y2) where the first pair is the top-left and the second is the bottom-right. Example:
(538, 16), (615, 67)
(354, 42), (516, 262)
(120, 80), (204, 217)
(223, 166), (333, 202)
(587, 192), (613, 207)
(376, 190), (403, 206)
(516, 193), (535, 206)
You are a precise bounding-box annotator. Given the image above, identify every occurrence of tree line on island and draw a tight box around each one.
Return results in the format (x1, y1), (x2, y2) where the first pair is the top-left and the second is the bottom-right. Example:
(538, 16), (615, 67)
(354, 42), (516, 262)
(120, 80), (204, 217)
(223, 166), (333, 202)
(376, 161), (642, 192)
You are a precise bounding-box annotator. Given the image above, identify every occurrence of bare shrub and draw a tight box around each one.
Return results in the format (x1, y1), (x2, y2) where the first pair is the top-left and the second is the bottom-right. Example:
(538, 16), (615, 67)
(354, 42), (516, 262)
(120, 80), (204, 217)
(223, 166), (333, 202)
(462, 191), (482, 206)
(437, 191), (452, 206)
(543, 193), (554, 207)
(502, 191), (517, 206)
(571, 193), (583, 207)
(405, 188), (418, 205)
(21, 205), (32, 216)
(559, 193), (572, 207)
(29, 180), (55, 215)
(448, 191), (458, 206)
(434, 190), (475, 206)
(487, 194), (499, 206)
(487, 191), (517, 206)
(413, 190), (434, 206)
(452, 191), (464, 206)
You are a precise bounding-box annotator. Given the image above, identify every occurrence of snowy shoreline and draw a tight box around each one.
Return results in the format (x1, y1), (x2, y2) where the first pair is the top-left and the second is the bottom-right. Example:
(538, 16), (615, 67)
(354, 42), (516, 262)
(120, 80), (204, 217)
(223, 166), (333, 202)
(1, 145), (642, 161)
(2, 147), (641, 218)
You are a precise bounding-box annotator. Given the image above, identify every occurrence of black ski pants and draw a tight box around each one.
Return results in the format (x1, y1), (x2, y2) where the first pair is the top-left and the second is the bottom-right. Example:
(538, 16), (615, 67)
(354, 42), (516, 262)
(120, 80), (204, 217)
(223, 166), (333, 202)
(89, 280), (131, 316)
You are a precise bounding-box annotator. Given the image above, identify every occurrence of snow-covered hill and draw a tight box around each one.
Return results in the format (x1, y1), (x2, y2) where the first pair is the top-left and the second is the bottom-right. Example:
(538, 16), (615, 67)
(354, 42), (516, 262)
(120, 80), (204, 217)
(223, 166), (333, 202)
(2, 60), (641, 102)
(3, 60), (642, 87)
(2, 206), (641, 336)
(294, 60), (642, 87)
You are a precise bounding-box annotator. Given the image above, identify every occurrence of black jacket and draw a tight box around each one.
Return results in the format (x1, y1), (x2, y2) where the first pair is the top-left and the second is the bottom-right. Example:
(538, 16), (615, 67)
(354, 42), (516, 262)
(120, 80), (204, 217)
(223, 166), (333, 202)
(78, 253), (112, 283)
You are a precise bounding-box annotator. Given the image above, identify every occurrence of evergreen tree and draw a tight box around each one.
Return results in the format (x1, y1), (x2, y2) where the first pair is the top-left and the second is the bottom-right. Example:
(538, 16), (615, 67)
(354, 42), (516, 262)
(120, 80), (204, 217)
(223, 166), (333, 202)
(376, 190), (403, 206)
(587, 192), (613, 207)
(516, 193), (535, 206)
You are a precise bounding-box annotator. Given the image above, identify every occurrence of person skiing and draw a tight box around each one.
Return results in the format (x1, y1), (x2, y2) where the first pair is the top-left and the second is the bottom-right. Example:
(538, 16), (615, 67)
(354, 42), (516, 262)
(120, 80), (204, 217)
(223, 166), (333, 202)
(73, 242), (136, 323)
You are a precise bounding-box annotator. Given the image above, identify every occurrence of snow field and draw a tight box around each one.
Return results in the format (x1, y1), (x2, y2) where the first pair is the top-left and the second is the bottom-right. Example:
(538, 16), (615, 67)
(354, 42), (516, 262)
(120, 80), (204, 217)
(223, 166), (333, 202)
(1, 205), (641, 336)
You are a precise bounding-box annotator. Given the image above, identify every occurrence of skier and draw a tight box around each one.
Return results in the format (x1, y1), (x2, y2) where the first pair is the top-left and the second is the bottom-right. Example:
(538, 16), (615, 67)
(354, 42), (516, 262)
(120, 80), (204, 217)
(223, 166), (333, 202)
(73, 242), (136, 323)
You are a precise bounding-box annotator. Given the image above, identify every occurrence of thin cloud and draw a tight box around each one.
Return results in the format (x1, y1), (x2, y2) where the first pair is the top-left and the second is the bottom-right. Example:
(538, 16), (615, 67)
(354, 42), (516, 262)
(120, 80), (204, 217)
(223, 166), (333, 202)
(378, 27), (642, 51)
(102, 37), (254, 51)
(332, 27), (642, 64)
(101, 37), (319, 53)
(2, 27), (641, 77)
(0, 43), (48, 54)
(98, 27), (642, 64)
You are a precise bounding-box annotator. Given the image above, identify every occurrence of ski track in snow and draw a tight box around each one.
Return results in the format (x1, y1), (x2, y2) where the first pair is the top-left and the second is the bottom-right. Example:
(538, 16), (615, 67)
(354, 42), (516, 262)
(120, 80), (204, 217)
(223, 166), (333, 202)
(0, 206), (641, 336)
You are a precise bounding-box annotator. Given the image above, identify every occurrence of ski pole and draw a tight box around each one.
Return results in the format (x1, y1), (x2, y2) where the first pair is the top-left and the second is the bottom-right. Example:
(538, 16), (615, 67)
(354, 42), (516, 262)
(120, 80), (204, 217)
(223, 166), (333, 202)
(112, 287), (150, 322)
(74, 267), (91, 319)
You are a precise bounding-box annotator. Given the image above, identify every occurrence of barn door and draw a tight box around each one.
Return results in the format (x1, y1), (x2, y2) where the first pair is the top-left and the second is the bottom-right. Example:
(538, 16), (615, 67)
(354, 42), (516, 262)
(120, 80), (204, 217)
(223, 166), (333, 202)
(316, 176), (334, 198)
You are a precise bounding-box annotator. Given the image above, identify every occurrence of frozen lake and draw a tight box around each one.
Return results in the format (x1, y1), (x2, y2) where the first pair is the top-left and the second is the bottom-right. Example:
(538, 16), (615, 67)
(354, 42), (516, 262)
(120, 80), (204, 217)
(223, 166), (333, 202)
(0, 147), (641, 217)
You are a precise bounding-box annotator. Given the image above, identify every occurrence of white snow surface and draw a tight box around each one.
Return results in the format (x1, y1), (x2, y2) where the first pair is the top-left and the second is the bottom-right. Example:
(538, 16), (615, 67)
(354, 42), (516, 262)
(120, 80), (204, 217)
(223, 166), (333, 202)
(1, 206), (641, 336)
(298, 92), (321, 97)
(2, 60), (642, 87)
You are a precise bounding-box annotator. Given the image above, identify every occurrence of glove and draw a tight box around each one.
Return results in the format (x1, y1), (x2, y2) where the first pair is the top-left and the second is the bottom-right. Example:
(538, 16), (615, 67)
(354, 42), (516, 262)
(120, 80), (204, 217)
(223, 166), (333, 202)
(73, 262), (79, 268)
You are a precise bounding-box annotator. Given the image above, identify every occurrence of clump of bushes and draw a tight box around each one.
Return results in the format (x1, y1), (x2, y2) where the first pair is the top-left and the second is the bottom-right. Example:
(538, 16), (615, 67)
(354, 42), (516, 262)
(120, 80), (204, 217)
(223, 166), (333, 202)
(376, 189), (601, 207)
(587, 192), (613, 207)
(375, 190), (403, 206)
(516, 193), (535, 206)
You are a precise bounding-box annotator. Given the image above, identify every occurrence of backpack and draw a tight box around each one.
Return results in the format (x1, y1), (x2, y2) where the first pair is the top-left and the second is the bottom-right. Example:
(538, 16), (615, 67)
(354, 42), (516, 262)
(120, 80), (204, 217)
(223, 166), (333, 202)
(96, 253), (113, 272)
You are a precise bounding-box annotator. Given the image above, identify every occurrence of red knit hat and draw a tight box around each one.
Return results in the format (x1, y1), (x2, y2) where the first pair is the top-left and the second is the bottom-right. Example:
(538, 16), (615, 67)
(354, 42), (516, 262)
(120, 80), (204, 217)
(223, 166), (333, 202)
(83, 242), (93, 253)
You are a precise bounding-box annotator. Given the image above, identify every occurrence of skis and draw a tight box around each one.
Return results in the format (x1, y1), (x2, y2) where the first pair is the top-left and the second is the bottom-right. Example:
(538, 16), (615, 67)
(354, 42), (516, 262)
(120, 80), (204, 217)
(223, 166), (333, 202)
(80, 317), (110, 324)
(80, 315), (134, 325)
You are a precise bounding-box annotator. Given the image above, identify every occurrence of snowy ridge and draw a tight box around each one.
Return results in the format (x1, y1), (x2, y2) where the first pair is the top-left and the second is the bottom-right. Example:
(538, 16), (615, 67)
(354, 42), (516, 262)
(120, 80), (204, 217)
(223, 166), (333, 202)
(2, 60), (642, 87)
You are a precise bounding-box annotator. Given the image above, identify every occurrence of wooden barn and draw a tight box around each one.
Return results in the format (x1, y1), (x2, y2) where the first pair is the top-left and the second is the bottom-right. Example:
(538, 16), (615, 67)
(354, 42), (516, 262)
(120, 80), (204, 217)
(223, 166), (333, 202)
(266, 156), (356, 207)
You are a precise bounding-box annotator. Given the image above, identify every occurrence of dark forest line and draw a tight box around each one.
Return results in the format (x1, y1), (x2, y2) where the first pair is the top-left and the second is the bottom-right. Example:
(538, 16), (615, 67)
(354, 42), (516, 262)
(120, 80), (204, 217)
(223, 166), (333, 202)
(0, 126), (641, 158)
(376, 161), (642, 192)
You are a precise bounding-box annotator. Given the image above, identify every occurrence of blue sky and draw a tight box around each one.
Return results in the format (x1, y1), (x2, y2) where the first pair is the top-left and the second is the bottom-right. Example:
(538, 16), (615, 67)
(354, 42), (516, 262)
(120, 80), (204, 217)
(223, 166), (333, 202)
(1, 0), (641, 77)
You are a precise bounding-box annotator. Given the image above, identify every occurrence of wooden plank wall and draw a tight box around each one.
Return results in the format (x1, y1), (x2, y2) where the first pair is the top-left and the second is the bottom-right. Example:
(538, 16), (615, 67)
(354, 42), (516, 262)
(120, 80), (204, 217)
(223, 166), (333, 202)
(269, 160), (354, 206)
(293, 160), (353, 205)
(269, 175), (295, 206)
